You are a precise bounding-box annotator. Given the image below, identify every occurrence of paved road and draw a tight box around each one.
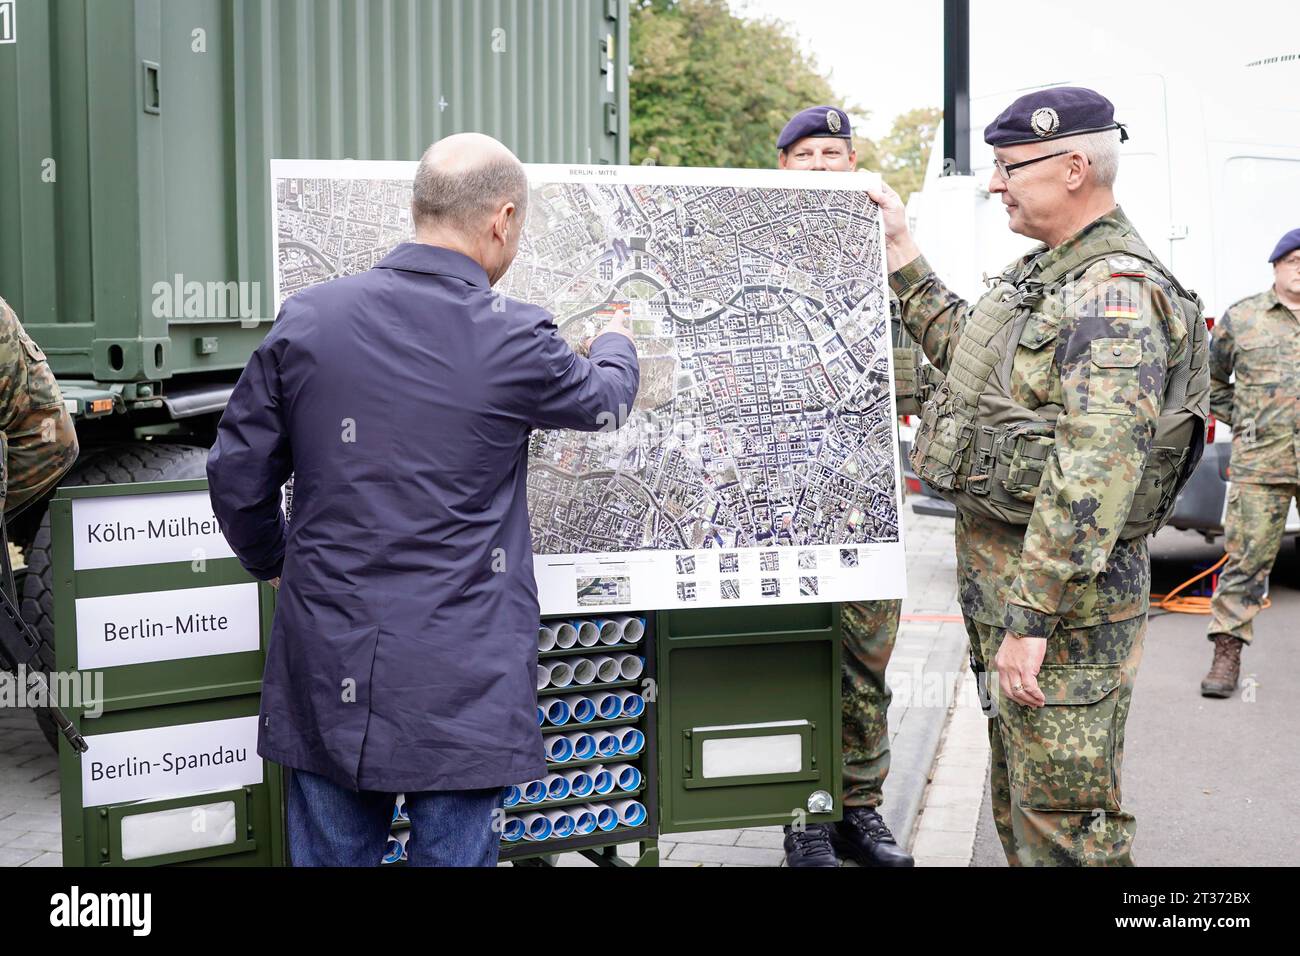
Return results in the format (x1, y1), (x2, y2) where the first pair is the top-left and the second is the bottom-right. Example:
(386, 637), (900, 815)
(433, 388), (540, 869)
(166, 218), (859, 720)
(973, 526), (1300, 866)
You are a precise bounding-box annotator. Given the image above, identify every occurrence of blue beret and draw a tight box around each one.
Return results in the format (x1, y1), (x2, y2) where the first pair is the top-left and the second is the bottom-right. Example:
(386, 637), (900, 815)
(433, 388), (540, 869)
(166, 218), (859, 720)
(777, 106), (852, 151)
(1268, 228), (1300, 263)
(984, 86), (1128, 147)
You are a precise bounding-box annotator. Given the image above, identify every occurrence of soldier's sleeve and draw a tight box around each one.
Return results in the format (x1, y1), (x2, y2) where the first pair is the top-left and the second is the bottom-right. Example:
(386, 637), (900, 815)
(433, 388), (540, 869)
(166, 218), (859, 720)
(1207, 307), (1235, 427)
(0, 297), (79, 516)
(1002, 268), (1175, 638)
(888, 255), (970, 374)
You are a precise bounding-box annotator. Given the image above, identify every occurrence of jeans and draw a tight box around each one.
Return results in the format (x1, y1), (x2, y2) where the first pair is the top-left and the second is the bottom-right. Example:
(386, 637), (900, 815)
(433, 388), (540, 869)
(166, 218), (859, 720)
(287, 768), (505, 867)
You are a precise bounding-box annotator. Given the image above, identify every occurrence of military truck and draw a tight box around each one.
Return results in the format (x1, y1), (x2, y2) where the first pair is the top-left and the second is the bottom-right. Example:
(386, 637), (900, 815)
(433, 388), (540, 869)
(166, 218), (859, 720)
(1, 0), (630, 749)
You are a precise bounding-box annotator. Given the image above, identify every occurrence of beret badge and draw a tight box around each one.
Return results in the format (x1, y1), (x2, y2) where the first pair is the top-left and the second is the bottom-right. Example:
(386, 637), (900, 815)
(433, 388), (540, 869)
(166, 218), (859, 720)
(1030, 107), (1060, 138)
(826, 110), (842, 133)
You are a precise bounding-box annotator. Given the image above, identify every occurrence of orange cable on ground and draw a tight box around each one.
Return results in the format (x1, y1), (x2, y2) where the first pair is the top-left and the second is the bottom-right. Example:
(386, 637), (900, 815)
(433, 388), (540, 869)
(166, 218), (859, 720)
(1150, 553), (1269, 615)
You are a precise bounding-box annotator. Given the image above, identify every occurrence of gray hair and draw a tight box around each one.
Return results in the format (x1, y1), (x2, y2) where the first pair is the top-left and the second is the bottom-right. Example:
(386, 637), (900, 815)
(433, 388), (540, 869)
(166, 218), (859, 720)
(1067, 128), (1121, 188)
(411, 149), (529, 231)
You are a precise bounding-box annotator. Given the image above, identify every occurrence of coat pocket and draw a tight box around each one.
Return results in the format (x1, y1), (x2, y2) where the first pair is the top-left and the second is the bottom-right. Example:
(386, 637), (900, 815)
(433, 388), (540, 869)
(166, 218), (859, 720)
(1007, 663), (1124, 813)
(1086, 338), (1141, 415)
(1233, 338), (1284, 387)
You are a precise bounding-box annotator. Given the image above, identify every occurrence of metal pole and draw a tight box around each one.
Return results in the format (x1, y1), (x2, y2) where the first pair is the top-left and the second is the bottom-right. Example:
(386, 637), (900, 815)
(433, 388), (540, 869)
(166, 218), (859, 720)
(943, 0), (971, 175)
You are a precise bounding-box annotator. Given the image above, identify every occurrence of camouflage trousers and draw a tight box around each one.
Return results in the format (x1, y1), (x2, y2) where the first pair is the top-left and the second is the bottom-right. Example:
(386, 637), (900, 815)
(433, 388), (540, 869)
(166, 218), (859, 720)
(1208, 482), (1298, 644)
(967, 614), (1145, 866)
(841, 599), (901, 808)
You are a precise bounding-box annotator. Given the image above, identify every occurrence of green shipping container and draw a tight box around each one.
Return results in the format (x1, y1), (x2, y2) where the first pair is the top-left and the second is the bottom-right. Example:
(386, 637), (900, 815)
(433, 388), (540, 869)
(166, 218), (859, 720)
(0, 0), (629, 385)
(1, 0), (629, 758)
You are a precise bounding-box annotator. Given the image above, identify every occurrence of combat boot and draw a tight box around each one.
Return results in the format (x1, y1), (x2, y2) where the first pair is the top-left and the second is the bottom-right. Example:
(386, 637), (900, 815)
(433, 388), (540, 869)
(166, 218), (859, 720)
(782, 823), (840, 867)
(832, 807), (914, 867)
(1201, 633), (1244, 698)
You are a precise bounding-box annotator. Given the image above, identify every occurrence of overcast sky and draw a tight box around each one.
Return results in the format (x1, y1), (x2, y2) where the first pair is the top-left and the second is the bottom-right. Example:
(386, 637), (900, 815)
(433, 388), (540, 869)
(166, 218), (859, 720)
(734, 0), (1298, 138)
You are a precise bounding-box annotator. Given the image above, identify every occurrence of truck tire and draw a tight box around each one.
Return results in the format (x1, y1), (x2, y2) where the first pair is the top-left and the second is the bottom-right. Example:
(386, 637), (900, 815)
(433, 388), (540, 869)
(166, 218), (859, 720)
(21, 442), (211, 751)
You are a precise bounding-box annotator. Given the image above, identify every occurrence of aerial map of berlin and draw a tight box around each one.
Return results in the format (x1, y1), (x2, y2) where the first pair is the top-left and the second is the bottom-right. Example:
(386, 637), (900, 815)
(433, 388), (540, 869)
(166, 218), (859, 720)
(271, 161), (906, 613)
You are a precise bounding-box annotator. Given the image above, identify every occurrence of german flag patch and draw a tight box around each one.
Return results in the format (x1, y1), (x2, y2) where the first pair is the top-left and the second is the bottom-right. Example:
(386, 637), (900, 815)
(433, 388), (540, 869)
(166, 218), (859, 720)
(1102, 285), (1140, 320)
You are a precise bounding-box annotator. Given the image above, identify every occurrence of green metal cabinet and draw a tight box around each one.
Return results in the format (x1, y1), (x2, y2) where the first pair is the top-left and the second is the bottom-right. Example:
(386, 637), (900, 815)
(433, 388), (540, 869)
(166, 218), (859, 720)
(655, 603), (842, 834)
(52, 478), (284, 866)
(51, 480), (843, 866)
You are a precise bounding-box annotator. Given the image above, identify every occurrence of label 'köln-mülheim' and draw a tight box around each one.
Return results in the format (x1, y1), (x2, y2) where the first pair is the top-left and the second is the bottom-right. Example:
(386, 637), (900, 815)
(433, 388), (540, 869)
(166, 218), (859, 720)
(83, 514), (220, 543)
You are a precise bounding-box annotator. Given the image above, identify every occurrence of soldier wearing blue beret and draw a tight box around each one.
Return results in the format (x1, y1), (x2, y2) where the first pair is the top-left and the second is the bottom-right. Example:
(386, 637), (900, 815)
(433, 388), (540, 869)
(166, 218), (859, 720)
(1202, 226), (1300, 697)
(774, 105), (913, 870)
(867, 86), (1210, 865)
(776, 105), (856, 170)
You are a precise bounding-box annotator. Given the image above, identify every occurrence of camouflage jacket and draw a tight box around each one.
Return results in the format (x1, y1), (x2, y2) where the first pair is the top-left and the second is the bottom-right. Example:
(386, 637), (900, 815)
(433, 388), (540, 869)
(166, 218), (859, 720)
(891, 208), (1186, 638)
(1208, 287), (1300, 484)
(0, 297), (79, 516)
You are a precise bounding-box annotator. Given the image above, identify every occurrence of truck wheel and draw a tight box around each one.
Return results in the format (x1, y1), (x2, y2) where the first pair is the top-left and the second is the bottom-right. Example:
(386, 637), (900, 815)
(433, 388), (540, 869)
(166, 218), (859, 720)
(21, 442), (211, 751)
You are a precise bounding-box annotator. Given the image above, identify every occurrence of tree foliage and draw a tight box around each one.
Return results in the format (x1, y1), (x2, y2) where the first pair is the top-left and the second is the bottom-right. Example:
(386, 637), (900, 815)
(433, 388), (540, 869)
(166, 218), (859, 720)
(877, 107), (943, 201)
(629, 0), (842, 168)
(629, 0), (940, 201)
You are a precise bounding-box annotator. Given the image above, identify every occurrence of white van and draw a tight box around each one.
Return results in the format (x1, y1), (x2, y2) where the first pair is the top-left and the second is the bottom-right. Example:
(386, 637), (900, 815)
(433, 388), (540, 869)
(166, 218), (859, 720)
(903, 54), (1300, 539)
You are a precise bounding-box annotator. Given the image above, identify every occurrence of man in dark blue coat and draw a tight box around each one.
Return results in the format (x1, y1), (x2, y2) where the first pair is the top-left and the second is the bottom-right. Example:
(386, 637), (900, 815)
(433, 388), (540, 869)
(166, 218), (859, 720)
(208, 133), (640, 866)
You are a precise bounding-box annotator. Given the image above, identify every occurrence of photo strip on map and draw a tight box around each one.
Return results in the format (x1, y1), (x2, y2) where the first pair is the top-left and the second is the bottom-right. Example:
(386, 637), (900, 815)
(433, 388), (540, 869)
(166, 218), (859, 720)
(270, 160), (906, 614)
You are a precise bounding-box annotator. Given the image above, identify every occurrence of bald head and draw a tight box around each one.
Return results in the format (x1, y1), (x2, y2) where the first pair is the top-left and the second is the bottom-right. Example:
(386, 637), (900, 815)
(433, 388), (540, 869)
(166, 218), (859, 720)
(411, 133), (529, 285)
(412, 133), (529, 234)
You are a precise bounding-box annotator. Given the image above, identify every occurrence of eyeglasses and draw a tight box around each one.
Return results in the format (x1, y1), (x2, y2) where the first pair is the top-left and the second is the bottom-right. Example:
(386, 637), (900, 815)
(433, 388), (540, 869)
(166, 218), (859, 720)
(992, 150), (1071, 181)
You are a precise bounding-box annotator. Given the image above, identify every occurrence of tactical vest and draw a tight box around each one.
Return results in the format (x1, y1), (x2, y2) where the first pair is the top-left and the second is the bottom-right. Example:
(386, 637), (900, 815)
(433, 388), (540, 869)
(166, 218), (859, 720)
(908, 234), (1210, 539)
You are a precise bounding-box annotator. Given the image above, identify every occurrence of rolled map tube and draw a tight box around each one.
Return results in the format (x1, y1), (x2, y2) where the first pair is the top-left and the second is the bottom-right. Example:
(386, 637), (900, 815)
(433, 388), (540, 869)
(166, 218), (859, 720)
(522, 779), (548, 804)
(554, 622), (579, 649)
(615, 616), (646, 644)
(589, 765), (615, 795)
(545, 661), (574, 690)
(562, 769), (595, 798)
(618, 690), (646, 718)
(543, 809), (577, 840)
(585, 803), (619, 832)
(590, 692), (623, 720)
(543, 773), (572, 801)
(618, 728), (645, 756)
(562, 731), (597, 761)
(536, 705), (546, 727)
(615, 654), (644, 681)
(542, 698), (570, 727)
(501, 816), (526, 842)
(595, 618), (622, 645)
(543, 735), (574, 763)
(536, 664), (549, 691)
(574, 620), (600, 647)
(561, 694), (597, 724)
(538, 625), (558, 652)
(594, 731), (621, 758)
(611, 799), (647, 827)
(573, 808), (598, 835)
(606, 762), (642, 792)
(591, 656), (621, 683)
(521, 812), (553, 841)
(569, 657), (597, 686)
(503, 784), (523, 808)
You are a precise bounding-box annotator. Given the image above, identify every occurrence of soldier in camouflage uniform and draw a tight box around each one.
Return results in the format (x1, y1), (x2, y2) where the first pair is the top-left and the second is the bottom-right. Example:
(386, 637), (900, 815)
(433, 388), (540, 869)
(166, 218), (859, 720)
(775, 106), (912, 868)
(0, 297), (78, 517)
(1203, 229), (1300, 697)
(868, 88), (1208, 866)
